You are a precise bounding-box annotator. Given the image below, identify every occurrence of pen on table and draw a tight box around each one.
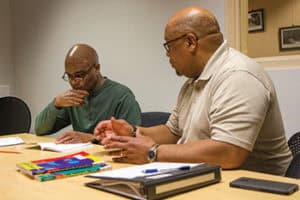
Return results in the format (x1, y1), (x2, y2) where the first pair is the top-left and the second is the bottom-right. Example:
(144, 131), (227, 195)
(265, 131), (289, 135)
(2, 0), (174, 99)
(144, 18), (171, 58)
(142, 165), (191, 174)
(0, 150), (21, 154)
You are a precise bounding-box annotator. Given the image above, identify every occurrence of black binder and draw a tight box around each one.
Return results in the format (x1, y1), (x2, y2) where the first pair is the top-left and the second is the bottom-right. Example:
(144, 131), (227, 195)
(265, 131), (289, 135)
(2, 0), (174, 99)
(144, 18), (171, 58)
(85, 163), (221, 200)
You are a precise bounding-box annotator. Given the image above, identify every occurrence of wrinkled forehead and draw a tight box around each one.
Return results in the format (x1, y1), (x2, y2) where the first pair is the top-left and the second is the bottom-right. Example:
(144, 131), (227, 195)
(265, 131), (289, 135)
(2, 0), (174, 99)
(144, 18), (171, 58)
(164, 23), (172, 40)
(64, 59), (92, 74)
(164, 16), (186, 41)
(65, 57), (90, 69)
(164, 21), (179, 40)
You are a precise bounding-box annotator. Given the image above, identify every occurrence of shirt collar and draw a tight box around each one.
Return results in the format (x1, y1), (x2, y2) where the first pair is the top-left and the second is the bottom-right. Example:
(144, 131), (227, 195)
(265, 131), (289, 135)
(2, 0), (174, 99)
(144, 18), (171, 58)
(188, 40), (229, 85)
(88, 77), (109, 98)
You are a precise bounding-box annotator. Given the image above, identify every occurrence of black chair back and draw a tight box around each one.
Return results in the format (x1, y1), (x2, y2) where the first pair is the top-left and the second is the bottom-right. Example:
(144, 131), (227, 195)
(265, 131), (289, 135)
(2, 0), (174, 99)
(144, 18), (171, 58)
(288, 132), (300, 156)
(285, 152), (300, 179)
(141, 112), (170, 127)
(0, 96), (31, 135)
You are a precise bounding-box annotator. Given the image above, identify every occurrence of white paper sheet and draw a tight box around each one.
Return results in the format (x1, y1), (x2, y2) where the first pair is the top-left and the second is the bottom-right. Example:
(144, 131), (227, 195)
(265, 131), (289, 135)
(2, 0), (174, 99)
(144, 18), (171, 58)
(88, 162), (201, 179)
(38, 142), (93, 153)
(0, 137), (24, 147)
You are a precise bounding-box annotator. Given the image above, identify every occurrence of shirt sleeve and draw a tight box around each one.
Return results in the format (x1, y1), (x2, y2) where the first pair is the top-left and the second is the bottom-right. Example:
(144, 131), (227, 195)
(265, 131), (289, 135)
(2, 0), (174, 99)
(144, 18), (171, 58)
(166, 80), (191, 136)
(114, 91), (141, 126)
(210, 71), (270, 151)
(34, 101), (70, 135)
(166, 107), (182, 136)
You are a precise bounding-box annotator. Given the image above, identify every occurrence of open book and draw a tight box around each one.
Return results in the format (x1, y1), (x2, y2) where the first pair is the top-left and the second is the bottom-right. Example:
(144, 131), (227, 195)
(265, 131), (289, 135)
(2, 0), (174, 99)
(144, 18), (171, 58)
(38, 142), (93, 152)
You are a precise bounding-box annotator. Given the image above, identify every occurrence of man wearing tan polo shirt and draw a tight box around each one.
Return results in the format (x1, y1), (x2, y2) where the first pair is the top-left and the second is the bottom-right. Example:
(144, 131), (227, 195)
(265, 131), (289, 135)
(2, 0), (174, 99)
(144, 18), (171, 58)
(94, 6), (292, 176)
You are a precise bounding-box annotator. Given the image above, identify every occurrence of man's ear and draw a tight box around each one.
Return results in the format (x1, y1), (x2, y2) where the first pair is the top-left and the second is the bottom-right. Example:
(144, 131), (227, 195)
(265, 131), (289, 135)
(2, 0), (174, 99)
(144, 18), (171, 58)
(95, 64), (100, 72)
(187, 39), (192, 46)
(185, 33), (198, 51)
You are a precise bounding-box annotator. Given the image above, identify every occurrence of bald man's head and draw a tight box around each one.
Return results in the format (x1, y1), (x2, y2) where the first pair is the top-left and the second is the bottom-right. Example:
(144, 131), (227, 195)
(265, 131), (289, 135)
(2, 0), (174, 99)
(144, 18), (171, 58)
(65, 44), (99, 68)
(63, 44), (103, 93)
(164, 6), (224, 79)
(165, 6), (221, 40)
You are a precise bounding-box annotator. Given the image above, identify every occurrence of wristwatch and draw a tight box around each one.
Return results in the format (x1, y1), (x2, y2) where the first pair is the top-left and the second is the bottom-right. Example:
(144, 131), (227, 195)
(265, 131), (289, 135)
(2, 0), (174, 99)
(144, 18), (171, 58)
(147, 144), (160, 162)
(91, 138), (101, 145)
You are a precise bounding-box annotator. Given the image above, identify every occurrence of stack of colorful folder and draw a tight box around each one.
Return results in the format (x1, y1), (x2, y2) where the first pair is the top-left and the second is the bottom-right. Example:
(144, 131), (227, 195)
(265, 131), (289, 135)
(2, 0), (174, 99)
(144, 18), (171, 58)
(16, 151), (111, 181)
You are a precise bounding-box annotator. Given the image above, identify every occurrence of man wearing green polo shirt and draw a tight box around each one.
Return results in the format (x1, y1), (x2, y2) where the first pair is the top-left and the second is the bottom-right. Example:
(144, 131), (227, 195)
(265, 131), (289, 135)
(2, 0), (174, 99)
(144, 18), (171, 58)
(35, 44), (141, 144)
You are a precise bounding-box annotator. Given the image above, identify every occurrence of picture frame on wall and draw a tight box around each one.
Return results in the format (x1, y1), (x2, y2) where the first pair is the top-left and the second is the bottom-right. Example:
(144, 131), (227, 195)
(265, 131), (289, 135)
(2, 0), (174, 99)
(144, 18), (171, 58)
(279, 26), (300, 51)
(248, 9), (264, 33)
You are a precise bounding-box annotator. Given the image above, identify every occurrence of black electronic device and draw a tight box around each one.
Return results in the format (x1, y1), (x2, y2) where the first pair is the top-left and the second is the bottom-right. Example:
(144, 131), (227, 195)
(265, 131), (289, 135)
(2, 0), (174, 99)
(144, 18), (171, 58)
(230, 177), (298, 195)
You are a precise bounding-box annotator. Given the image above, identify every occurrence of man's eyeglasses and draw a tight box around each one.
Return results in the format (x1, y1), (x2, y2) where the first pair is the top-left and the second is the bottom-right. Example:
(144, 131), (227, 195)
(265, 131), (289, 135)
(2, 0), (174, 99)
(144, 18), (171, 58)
(62, 64), (95, 82)
(163, 34), (187, 52)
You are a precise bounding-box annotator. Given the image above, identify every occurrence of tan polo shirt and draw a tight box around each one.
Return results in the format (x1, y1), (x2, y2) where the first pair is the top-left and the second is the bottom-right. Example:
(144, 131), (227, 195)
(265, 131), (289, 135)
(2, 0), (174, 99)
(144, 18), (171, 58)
(166, 41), (292, 175)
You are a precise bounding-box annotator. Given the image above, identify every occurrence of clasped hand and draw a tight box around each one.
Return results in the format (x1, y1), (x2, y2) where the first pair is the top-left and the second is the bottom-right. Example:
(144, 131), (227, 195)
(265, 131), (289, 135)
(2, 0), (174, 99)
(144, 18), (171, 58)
(94, 117), (155, 164)
(54, 89), (89, 108)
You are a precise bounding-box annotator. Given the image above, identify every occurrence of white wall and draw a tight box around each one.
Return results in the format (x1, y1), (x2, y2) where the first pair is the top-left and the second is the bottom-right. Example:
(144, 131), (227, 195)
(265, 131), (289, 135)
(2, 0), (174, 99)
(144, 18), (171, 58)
(258, 56), (300, 139)
(0, 0), (14, 96)
(11, 0), (225, 131)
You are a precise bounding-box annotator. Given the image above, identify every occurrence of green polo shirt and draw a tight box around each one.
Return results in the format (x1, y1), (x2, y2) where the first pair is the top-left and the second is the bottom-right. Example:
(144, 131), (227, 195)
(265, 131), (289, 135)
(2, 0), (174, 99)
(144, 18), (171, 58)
(35, 79), (141, 135)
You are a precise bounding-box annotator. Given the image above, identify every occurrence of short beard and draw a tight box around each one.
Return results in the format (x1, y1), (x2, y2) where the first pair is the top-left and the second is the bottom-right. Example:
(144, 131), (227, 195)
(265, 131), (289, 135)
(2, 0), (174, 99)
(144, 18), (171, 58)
(89, 76), (101, 95)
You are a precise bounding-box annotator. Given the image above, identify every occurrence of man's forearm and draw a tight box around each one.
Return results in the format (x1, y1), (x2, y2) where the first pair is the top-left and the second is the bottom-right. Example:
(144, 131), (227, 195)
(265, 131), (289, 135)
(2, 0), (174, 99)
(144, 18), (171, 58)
(35, 101), (67, 135)
(138, 125), (179, 144)
(156, 139), (249, 169)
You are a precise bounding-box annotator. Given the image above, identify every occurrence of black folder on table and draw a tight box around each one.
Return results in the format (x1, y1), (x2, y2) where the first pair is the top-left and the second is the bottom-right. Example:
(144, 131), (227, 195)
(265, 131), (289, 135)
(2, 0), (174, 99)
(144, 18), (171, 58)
(85, 163), (221, 200)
